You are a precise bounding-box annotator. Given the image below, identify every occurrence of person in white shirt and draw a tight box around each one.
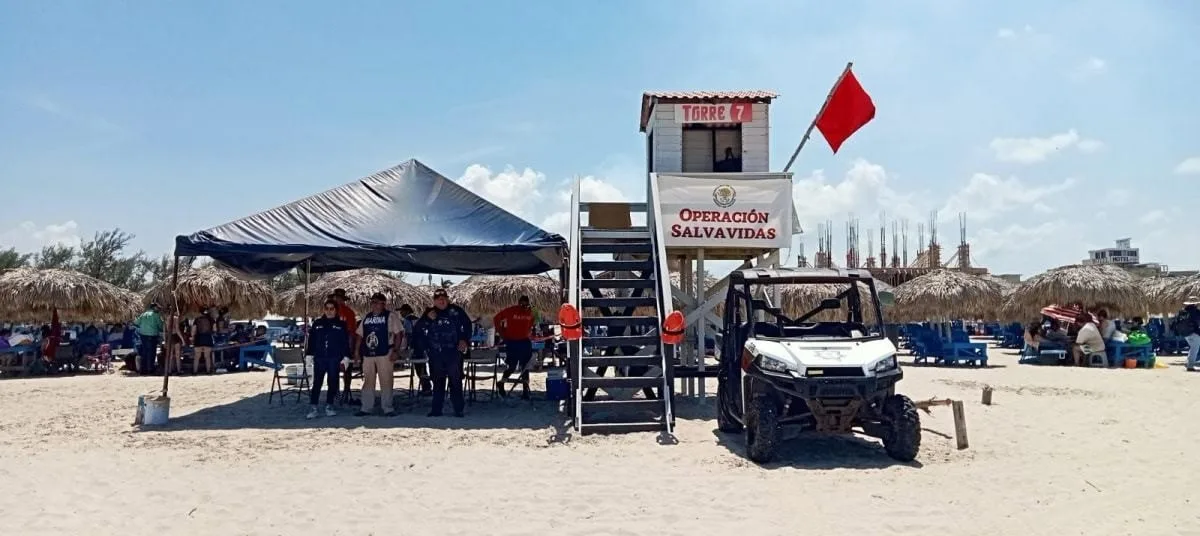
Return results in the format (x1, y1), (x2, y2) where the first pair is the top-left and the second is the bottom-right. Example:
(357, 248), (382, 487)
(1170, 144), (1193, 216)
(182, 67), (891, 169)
(1073, 312), (1106, 366)
(1096, 309), (1117, 342)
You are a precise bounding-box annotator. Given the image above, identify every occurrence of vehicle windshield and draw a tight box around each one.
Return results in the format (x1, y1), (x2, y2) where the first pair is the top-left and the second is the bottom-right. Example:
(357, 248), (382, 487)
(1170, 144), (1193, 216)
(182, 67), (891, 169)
(738, 278), (884, 342)
(263, 319), (294, 329)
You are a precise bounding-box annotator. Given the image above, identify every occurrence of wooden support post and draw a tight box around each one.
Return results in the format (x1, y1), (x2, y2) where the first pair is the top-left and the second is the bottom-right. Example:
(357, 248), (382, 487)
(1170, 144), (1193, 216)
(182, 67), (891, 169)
(981, 386), (993, 406)
(952, 400), (969, 450)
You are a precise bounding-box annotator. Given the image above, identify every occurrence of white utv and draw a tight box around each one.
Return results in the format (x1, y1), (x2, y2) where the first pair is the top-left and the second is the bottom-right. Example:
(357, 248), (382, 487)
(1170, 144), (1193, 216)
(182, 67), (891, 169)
(715, 268), (920, 464)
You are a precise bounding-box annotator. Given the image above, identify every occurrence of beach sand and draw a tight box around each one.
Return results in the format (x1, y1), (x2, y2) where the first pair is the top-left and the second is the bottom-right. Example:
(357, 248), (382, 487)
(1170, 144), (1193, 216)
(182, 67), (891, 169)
(1, 350), (1198, 535)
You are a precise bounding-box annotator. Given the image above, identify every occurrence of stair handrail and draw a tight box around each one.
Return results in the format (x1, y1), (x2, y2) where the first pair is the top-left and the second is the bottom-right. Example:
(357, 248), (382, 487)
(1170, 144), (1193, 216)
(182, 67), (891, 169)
(646, 173), (675, 436)
(568, 176), (583, 432)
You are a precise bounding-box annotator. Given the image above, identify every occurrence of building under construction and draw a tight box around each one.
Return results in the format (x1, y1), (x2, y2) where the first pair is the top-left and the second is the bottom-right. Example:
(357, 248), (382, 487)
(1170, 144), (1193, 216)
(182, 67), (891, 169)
(807, 211), (989, 286)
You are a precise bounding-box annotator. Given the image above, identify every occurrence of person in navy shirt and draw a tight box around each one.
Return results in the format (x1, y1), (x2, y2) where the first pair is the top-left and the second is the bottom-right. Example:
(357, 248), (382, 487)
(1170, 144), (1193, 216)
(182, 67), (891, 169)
(423, 288), (471, 417)
(305, 299), (352, 419)
(354, 293), (405, 417)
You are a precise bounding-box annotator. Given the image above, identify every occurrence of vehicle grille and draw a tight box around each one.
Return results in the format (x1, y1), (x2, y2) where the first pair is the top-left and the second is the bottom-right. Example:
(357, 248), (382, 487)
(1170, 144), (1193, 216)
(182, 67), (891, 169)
(804, 367), (865, 377)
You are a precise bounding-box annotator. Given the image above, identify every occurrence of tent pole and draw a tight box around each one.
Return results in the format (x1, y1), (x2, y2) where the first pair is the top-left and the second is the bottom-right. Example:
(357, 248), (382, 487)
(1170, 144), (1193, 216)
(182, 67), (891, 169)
(162, 255), (180, 398)
(303, 261), (311, 359)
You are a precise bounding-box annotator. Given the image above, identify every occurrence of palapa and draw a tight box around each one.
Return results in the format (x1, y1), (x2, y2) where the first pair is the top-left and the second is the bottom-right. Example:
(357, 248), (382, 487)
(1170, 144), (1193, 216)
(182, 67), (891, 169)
(1151, 273), (1200, 313)
(143, 266), (275, 317)
(452, 275), (561, 322)
(0, 268), (141, 321)
(890, 269), (1004, 322)
(779, 281), (883, 323)
(276, 269), (427, 316)
(1005, 264), (1144, 318)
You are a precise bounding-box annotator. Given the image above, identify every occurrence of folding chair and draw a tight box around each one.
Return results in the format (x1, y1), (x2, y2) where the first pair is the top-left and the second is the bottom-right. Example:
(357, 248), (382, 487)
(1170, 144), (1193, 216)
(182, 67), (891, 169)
(395, 350), (430, 404)
(463, 348), (499, 404)
(84, 343), (113, 373)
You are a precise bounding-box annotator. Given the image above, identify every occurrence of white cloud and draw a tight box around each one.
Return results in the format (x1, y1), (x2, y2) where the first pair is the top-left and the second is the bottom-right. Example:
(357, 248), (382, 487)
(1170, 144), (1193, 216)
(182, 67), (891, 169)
(0, 221), (82, 253)
(970, 220), (1082, 271)
(456, 164), (546, 218)
(1173, 157), (1200, 175)
(792, 159), (920, 229)
(1139, 210), (1169, 226)
(543, 175), (633, 237)
(1073, 57), (1108, 78)
(1103, 188), (1130, 207)
(996, 24), (1036, 39)
(940, 173), (1076, 221)
(988, 129), (1103, 164)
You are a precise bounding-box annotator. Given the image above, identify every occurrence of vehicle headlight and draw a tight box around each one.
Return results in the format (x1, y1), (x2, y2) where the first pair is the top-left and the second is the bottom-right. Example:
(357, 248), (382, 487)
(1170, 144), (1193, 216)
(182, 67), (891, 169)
(872, 355), (898, 373)
(757, 354), (791, 373)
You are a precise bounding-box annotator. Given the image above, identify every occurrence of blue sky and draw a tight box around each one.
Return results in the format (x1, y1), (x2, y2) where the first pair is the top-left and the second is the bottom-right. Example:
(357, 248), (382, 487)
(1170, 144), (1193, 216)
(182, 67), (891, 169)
(1, 0), (1197, 277)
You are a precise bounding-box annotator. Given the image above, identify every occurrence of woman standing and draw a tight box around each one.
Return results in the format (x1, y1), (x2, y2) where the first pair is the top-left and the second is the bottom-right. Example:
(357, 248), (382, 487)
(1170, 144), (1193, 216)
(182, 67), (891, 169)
(192, 311), (215, 374)
(306, 299), (352, 419)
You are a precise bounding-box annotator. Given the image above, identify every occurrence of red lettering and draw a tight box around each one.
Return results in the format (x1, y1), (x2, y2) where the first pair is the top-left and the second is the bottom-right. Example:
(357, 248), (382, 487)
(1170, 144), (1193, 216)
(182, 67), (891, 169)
(670, 224), (682, 237)
(766, 228), (777, 240)
(716, 105), (726, 121)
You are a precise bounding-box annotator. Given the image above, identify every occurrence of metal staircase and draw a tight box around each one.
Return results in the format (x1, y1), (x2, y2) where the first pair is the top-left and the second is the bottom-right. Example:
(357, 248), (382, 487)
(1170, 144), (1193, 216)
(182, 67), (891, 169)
(566, 179), (675, 436)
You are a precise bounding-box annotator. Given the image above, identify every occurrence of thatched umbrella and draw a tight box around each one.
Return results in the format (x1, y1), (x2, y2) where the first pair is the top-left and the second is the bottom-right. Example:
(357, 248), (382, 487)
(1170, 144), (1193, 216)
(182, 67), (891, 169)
(1138, 275), (1179, 315)
(0, 268), (142, 321)
(142, 266), (274, 317)
(452, 275), (561, 322)
(276, 269), (427, 316)
(890, 269), (1005, 322)
(1153, 273), (1200, 313)
(1005, 264), (1144, 319)
(779, 281), (882, 323)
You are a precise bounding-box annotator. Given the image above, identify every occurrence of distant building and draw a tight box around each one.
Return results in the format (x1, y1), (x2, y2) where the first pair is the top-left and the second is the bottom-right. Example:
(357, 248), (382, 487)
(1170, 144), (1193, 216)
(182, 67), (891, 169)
(1084, 238), (1140, 266)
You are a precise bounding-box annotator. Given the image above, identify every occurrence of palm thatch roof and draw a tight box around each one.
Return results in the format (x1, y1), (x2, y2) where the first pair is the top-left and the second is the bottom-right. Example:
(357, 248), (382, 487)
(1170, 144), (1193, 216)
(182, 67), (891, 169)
(779, 282), (882, 323)
(0, 268), (142, 321)
(451, 275), (561, 322)
(143, 266), (275, 317)
(1138, 275), (1179, 314)
(1152, 273), (1200, 312)
(1005, 264), (1145, 318)
(890, 269), (1004, 322)
(981, 274), (1017, 296)
(276, 269), (426, 316)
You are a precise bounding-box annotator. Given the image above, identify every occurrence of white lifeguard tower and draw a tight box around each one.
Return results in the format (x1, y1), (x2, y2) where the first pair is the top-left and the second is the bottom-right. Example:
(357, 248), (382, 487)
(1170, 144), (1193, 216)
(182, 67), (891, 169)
(564, 90), (794, 436)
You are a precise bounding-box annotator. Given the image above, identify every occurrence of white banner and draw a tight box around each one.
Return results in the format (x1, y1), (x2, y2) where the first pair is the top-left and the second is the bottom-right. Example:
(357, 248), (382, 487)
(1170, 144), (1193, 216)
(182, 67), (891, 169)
(657, 174), (793, 249)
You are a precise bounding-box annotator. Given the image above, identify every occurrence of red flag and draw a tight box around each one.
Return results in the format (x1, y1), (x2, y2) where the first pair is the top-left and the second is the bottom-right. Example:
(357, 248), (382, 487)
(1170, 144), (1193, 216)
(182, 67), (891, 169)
(815, 68), (876, 153)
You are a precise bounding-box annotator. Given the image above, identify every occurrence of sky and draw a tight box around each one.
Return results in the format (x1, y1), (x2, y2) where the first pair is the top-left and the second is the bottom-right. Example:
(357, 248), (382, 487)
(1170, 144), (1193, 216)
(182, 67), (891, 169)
(2, 0), (1198, 279)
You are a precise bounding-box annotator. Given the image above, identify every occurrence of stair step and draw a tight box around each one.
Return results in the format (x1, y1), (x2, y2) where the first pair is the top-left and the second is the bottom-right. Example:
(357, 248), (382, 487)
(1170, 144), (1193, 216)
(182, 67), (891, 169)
(581, 259), (654, 272)
(581, 278), (655, 289)
(583, 335), (660, 347)
(580, 376), (662, 389)
(581, 202), (647, 213)
(582, 225), (648, 233)
(581, 296), (658, 309)
(581, 229), (650, 240)
(582, 355), (663, 367)
(583, 316), (658, 327)
(581, 242), (652, 254)
(581, 399), (663, 412)
(580, 421), (663, 435)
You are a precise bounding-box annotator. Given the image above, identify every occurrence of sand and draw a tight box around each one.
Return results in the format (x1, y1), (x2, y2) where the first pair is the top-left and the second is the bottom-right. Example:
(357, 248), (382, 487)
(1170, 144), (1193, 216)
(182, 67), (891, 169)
(1, 349), (1198, 536)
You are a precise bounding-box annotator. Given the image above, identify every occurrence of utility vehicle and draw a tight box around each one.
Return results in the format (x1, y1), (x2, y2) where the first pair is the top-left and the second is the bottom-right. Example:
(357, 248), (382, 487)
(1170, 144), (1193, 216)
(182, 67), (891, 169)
(715, 268), (920, 464)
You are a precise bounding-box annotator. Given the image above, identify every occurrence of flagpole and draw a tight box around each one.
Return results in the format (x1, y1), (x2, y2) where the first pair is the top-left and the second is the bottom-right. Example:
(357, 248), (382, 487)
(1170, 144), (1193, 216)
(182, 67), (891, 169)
(782, 61), (854, 173)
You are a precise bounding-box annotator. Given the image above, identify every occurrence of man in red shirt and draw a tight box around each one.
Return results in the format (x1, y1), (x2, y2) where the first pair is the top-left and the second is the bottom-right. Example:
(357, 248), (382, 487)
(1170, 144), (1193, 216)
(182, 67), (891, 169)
(494, 295), (536, 399)
(332, 289), (358, 404)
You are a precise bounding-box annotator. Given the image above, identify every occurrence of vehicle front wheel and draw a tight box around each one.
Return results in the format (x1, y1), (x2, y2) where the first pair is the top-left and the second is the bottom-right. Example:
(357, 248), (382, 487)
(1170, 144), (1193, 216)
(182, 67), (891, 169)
(745, 395), (780, 464)
(716, 379), (743, 433)
(881, 394), (921, 462)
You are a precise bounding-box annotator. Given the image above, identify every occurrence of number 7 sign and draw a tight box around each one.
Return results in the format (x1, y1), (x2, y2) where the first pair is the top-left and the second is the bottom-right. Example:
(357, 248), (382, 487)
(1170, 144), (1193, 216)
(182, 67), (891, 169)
(730, 102), (752, 123)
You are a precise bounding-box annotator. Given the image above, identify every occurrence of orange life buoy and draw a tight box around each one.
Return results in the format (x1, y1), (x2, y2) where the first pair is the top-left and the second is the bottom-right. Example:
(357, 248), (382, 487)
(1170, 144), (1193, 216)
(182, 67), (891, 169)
(662, 310), (685, 345)
(559, 303), (582, 341)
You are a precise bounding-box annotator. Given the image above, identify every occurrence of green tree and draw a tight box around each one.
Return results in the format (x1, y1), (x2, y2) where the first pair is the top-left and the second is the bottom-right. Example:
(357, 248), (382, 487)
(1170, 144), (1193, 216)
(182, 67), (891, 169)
(0, 247), (31, 270)
(34, 244), (77, 269)
(74, 229), (148, 289)
(143, 254), (198, 284)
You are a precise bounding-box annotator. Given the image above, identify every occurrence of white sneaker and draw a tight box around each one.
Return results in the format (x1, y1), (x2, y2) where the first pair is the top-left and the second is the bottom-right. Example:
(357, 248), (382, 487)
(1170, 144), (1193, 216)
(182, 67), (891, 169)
(324, 406), (337, 417)
(306, 407), (318, 419)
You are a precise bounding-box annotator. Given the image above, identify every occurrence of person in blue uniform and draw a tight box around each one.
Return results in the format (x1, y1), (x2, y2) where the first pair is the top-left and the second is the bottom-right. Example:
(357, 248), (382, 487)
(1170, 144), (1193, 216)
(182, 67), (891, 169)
(354, 293), (405, 417)
(305, 299), (352, 420)
(424, 288), (472, 417)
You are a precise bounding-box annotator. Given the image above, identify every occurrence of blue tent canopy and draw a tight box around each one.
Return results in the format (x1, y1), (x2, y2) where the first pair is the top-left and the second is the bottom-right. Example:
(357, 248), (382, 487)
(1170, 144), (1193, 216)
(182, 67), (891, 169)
(174, 160), (566, 277)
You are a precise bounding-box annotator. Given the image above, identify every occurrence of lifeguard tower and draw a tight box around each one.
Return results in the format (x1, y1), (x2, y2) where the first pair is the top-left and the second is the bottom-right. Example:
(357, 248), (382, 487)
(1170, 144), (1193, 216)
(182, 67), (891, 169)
(565, 91), (794, 436)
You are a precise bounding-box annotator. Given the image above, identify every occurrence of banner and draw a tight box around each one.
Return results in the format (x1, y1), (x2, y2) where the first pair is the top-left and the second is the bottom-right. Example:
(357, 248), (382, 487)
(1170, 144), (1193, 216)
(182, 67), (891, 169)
(656, 174), (792, 249)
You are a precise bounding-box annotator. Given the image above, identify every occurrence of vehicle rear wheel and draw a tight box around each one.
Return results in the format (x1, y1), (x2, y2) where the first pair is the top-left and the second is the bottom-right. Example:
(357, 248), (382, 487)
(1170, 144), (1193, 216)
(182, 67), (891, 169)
(745, 395), (780, 464)
(881, 394), (921, 462)
(716, 379), (742, 433)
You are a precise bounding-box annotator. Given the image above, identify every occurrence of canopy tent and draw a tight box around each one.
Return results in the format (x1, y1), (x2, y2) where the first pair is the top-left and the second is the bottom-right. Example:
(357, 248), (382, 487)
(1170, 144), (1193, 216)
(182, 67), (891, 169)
(174, 159), (567, 277)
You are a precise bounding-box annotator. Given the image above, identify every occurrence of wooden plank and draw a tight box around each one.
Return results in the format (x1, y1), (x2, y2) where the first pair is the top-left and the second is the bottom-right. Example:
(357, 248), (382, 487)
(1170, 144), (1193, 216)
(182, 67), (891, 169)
(952, 400), (969, 450)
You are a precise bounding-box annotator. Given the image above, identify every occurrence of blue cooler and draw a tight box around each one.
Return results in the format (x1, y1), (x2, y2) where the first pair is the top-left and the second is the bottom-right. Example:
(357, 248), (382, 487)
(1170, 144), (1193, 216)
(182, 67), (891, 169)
(545, 368), (569, 400)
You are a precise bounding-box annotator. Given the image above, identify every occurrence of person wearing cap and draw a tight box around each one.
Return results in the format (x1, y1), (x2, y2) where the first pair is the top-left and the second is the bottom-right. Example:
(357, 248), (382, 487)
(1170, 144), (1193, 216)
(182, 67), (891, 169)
(424, 288), (471, 417)
(493, 295), (537, 399)
(306, 298), (351, 419)
(1175, 297), (1200, 372)
(134, 302), (164, 375)
(354, 293), (406, 416)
